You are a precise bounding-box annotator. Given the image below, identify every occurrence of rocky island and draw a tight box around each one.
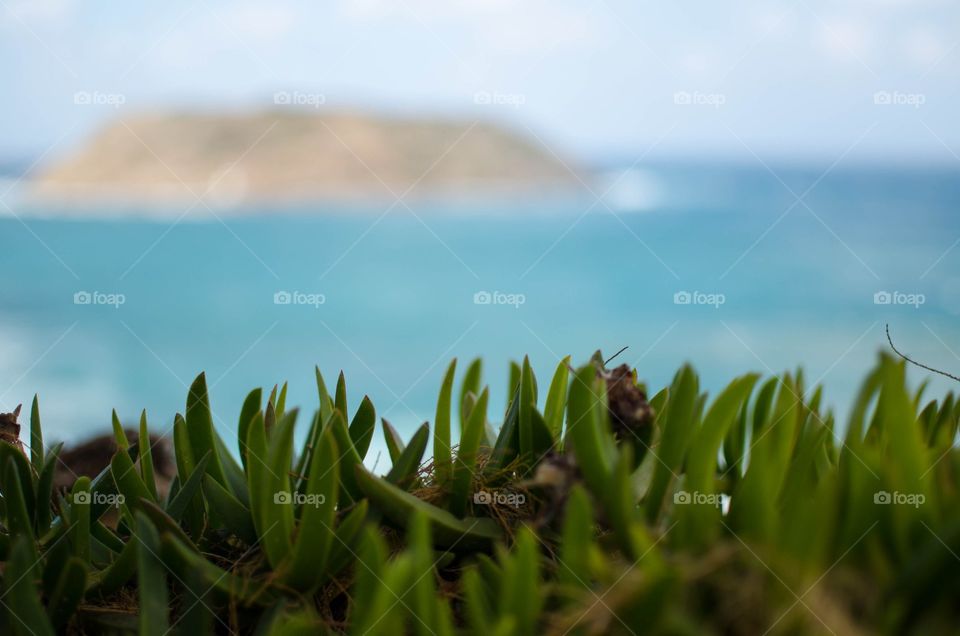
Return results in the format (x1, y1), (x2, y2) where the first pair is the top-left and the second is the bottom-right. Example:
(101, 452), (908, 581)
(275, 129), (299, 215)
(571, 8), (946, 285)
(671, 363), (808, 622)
(29, 111), (579, 210)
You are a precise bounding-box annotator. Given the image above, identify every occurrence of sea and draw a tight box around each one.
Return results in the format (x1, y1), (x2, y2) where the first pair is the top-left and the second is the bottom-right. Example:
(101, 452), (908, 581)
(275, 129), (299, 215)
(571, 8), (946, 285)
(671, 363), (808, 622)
(2, 162), (958, 461)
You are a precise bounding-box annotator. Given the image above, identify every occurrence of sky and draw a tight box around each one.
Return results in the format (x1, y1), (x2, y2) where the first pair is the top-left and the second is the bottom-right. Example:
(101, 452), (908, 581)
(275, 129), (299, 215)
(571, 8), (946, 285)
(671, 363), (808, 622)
(1, 0), (958, 167)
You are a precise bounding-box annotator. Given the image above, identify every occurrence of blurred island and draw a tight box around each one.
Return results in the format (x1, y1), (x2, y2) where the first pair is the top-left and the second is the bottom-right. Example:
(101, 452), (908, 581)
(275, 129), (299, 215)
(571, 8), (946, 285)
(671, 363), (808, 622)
(29, 111), (580, 210)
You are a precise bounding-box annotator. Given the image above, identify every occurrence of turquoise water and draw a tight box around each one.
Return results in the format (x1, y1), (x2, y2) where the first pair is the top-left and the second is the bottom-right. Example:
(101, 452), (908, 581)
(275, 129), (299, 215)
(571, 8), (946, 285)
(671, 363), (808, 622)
(2, 163), (959, 454)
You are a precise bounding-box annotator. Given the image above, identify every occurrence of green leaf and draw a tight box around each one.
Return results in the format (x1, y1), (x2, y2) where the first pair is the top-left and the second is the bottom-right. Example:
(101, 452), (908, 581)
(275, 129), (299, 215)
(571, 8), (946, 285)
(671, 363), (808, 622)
(335, 371), (348, 418)
(487, 386), (520, 474)
(559, 485), (593, 591)
(281, 427), (339, 591)
(349, 395), (376, 460)
(165, 451), (212, 522)
(355, 466), (500, 550)
(275, 381), (288, 421)
(518, 356), (537, 459)
(185, 372), (228, 489)
(499, 527), (540, 635)
(507, 361), (522, 409)
(386, 422), (429, 488)
(203, 474), (257, 544)
(135, 512), (169, 636)
(325, 500), (370, 577)
(29, 394), (43, 473)
(246, 410), (270, 547)
(111, 409), (129, 451)
(34, 441), (63, 533)
(69, 477), (92, 563)
(173, 413), (203, 536)
(644, 365), (699, 523)
(382, 418), (406, 463)
(47, 557), (86, 632)
(459, 358), (483, 427)
(5, 536), (54, 636)
(137, 410), (158, 501)
(451, 388), (490, 518)
(328, 410), (363, 503)
(110, 447), (155, 514)
(85, 538), (137, 595)
(315, 366), (334, 425)
(434, 359), (457, 486)
(544, 357), (571, 441)
(675, 374), (758, 549)
(0, 441), (35, 524)
(462, 567), (493, 634)
(565, 366), (615, 500)
(238, 388), (263, 471)
(407, 511), (436, 636)
(160, 533), (274, 606)
(3, 456), (37, 563)
(261, 409), (298, 567)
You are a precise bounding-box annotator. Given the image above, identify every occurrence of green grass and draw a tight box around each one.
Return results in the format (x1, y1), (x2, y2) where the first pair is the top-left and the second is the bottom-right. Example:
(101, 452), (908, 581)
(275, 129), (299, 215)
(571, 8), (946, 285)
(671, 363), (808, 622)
(0, 352), (958, 634)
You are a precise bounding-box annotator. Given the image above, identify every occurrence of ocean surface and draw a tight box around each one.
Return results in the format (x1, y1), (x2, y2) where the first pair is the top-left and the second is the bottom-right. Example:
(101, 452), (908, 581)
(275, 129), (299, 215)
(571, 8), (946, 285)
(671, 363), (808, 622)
(2, 162), (959, 460)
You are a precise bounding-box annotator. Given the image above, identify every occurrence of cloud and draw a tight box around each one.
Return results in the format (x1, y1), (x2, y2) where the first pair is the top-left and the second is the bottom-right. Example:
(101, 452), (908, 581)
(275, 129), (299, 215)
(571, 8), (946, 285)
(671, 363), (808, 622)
(0, 0), (74, 29)
(220, 4), (297, 42)
(338, 0), (608, 54)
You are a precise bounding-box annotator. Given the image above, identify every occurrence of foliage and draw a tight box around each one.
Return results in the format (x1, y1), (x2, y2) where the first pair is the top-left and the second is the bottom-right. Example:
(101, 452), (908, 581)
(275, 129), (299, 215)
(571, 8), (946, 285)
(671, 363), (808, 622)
(0, 353), (958, 634)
